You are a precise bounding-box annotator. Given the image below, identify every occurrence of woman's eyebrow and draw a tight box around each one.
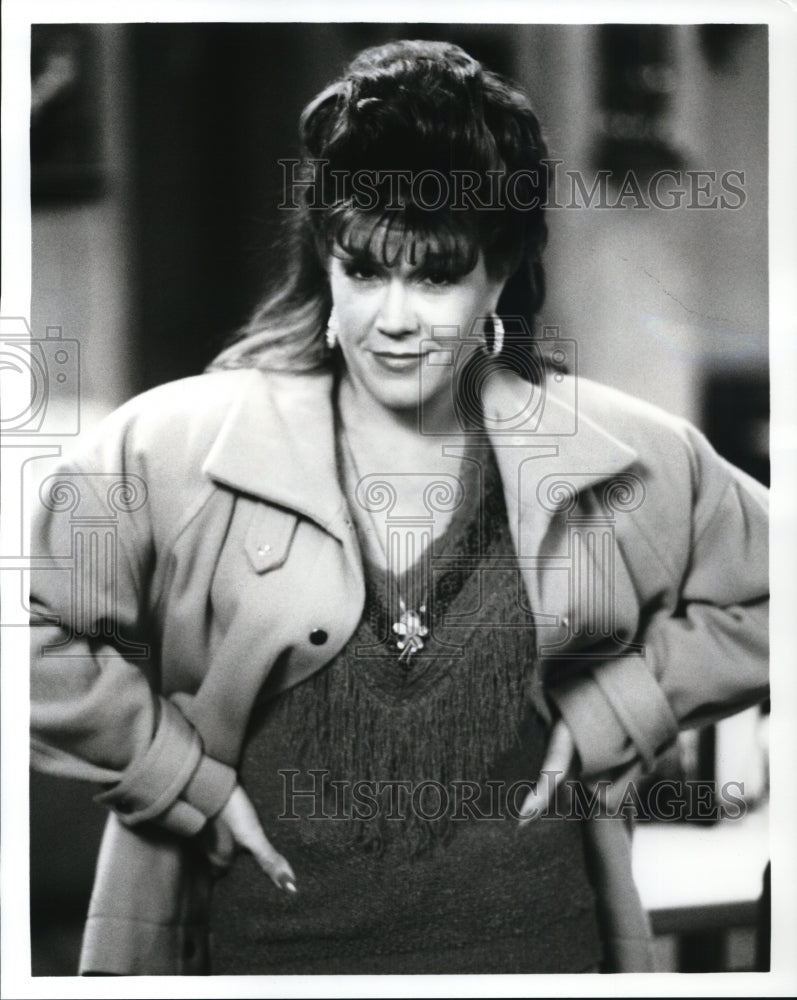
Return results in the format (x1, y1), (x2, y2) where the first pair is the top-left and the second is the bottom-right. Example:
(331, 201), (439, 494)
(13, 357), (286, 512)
(338, 249), (385, 270)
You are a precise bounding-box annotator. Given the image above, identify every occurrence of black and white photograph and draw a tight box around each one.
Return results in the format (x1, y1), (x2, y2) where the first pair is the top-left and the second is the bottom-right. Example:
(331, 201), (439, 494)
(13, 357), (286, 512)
(1, 0), (796, 995)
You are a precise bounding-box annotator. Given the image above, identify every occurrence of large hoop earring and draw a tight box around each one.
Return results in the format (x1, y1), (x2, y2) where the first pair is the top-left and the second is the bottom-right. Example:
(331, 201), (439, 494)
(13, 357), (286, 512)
(489, 313), (504, 357)
(326, 306), (339, 350)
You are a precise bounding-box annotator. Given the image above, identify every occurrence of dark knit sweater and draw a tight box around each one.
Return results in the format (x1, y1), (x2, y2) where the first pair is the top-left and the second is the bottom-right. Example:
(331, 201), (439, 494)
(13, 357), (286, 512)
(209, 446), (602, 974)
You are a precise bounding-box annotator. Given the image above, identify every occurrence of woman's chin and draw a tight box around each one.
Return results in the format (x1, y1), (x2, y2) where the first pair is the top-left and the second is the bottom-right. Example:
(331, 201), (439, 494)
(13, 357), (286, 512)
(345, 368), (439, 417)
(368, 384), (455, 424)
(370, 388), (425, 416)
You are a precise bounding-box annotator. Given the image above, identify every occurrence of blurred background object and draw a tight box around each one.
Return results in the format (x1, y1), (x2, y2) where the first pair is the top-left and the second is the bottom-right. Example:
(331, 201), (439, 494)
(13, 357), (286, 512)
(31, 24), (105, 200)
(594, 24), (684, 179)
(29, 21), (769, 975)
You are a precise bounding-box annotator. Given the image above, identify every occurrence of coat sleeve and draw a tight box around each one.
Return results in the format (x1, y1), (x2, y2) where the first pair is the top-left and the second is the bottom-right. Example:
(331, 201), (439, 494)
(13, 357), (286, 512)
(29, 428), (237, 838)
(548, 426), (769, 781)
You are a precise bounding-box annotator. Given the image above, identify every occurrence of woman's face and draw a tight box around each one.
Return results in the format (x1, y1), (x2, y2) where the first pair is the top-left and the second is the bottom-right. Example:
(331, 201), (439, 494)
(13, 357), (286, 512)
(328, 237), (505, 421)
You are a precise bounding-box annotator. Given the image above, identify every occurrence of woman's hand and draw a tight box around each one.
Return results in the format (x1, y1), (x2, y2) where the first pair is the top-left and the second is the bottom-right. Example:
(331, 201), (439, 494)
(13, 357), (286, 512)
(206, 784), (297, 893)
(518, 719), (577, 824)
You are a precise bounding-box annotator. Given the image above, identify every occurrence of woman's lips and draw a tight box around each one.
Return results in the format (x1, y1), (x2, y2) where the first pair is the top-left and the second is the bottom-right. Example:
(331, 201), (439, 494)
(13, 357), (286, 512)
(370, 351), (426, 373)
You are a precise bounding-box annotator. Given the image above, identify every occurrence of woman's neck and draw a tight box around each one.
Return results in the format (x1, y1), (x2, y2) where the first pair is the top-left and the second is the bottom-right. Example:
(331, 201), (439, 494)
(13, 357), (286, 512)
(336, 371), (479, 570)
(337, 374), (466, 473)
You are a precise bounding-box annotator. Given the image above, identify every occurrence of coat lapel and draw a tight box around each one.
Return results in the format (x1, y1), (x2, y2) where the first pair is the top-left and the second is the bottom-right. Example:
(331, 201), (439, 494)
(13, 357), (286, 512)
(202, 368), (351, 541)
(482, 370), (639, 493)
(482, 371), (641, 658)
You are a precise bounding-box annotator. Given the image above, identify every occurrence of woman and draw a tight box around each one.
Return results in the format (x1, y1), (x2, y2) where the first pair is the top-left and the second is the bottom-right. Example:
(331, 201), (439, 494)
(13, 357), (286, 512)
(29, 40), (769, 975)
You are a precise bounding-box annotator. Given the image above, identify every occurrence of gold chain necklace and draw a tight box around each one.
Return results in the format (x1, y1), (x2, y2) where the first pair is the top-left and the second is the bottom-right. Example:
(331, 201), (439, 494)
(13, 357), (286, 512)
(339, 423), (430, 665)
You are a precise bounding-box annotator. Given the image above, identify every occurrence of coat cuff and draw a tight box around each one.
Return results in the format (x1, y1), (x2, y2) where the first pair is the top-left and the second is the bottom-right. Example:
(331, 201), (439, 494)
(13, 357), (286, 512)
(181, 753), (237, 819)
(93, 699), (202, 824)
(591, 653), (679, 772)
(154, 758), (237, 837)
(549, 674), (632, 778)
(93, 699), (237, 835)
(549, 655), (679, 778)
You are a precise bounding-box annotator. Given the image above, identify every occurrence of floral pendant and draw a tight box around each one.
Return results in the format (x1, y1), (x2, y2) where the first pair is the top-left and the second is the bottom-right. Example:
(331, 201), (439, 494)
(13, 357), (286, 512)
(392, 599), (428, 664)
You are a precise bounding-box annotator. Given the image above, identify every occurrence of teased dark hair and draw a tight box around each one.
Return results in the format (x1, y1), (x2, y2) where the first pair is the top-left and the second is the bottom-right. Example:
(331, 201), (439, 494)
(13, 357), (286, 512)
(210, 39), (549, 374)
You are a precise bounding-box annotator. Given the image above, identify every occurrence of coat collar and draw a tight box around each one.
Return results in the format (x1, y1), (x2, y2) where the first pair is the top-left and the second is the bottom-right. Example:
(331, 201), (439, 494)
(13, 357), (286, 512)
(202, 366), (639, 535)
(480, 368), (640, 490)
(202, 368), (351, 540)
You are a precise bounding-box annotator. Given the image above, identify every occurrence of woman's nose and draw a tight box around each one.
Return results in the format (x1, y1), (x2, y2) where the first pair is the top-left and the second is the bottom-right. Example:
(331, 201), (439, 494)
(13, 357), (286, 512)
(376, 279), (418, 337)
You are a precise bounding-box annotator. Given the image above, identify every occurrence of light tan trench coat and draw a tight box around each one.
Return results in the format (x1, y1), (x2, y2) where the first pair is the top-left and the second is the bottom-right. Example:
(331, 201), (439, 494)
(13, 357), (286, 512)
(30, 366), (769, 974)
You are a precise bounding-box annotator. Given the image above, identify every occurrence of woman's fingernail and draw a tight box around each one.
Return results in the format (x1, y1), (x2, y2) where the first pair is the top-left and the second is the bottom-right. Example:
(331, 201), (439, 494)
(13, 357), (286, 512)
(285, 879), (297, 894)
(277, 873), (297, 893)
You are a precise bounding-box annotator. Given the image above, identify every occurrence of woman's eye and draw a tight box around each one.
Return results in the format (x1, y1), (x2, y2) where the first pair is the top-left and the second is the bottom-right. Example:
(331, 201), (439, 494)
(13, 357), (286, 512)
(422, 272), (454, 287)
(343, 264), (379, 281)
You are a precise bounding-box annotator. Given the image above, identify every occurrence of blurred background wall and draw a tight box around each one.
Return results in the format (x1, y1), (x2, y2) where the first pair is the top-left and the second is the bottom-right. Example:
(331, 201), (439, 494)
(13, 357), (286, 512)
(29, 21), (769, 974)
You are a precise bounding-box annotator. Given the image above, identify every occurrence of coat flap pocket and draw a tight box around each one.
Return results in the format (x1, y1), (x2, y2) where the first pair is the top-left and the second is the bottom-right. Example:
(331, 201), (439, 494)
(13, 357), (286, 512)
(244, 506), (298, 573)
